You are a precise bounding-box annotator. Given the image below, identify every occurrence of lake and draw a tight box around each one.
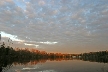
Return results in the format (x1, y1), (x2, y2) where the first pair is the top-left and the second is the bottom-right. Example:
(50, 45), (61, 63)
(1, 59), (108, 72)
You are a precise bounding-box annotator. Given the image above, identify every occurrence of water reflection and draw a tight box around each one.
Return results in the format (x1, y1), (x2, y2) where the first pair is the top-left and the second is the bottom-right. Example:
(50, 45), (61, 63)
(0, 57), (108, 72)
(0, 57), (13, 72)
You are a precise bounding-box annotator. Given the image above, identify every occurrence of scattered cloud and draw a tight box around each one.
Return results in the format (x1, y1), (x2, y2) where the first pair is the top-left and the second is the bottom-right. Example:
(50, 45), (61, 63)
(0, 0), (108, 53)
(24, 43), (39, 48)
(38, 41), (58, 45)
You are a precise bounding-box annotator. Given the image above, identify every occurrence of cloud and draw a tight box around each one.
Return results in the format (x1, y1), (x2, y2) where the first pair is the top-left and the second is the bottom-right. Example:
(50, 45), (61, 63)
(0, 31), (24, 42)
(38, 0), (45, 6)
(37, 41), (58, 45)
(0, 31), (58, 49)
(0, 0), (108, 53)
(24, 43), (39, 48)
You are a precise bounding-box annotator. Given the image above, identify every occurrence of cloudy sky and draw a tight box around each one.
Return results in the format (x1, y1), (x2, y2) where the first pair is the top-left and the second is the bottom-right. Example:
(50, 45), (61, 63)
(0, 0), (108, 53)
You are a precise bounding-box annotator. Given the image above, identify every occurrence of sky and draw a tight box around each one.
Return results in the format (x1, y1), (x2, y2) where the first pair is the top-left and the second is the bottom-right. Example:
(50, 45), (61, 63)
(0, 0), (108, 53)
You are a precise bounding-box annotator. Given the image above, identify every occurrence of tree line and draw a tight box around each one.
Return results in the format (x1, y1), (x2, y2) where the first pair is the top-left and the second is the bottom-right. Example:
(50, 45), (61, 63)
(0, 40), (108, 62)
(0, 41), (108, 72)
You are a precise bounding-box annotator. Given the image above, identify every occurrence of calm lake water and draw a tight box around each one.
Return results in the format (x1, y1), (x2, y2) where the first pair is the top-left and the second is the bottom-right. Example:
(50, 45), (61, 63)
(2, 59), (108, 72)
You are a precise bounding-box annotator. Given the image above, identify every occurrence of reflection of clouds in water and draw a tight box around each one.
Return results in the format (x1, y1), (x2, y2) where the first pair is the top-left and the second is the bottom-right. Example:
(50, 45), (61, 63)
(22, 67), (56, 72)
(22, 68), (57, 72)
(41, 70), (57, 72)
(22, 67), (38, 70)
(2, 59), (108, 72)
(21, 66), (57, 72)
(15, 69), (21, 72)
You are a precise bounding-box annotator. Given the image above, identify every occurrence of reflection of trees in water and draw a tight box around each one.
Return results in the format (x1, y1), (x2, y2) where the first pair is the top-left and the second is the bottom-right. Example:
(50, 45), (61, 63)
(0, 41), (108, 72)
(101, 63), (108, 72)
(0, 57), (13, 72)
(0, 57), (108, 72)
(2, 64), (13, 72)
(79, 57), (108, 63)
(79, 51), (108, 63)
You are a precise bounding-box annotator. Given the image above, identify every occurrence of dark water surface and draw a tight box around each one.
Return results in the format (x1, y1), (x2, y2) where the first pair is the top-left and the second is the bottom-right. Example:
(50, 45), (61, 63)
(1, 59), (108, 72)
